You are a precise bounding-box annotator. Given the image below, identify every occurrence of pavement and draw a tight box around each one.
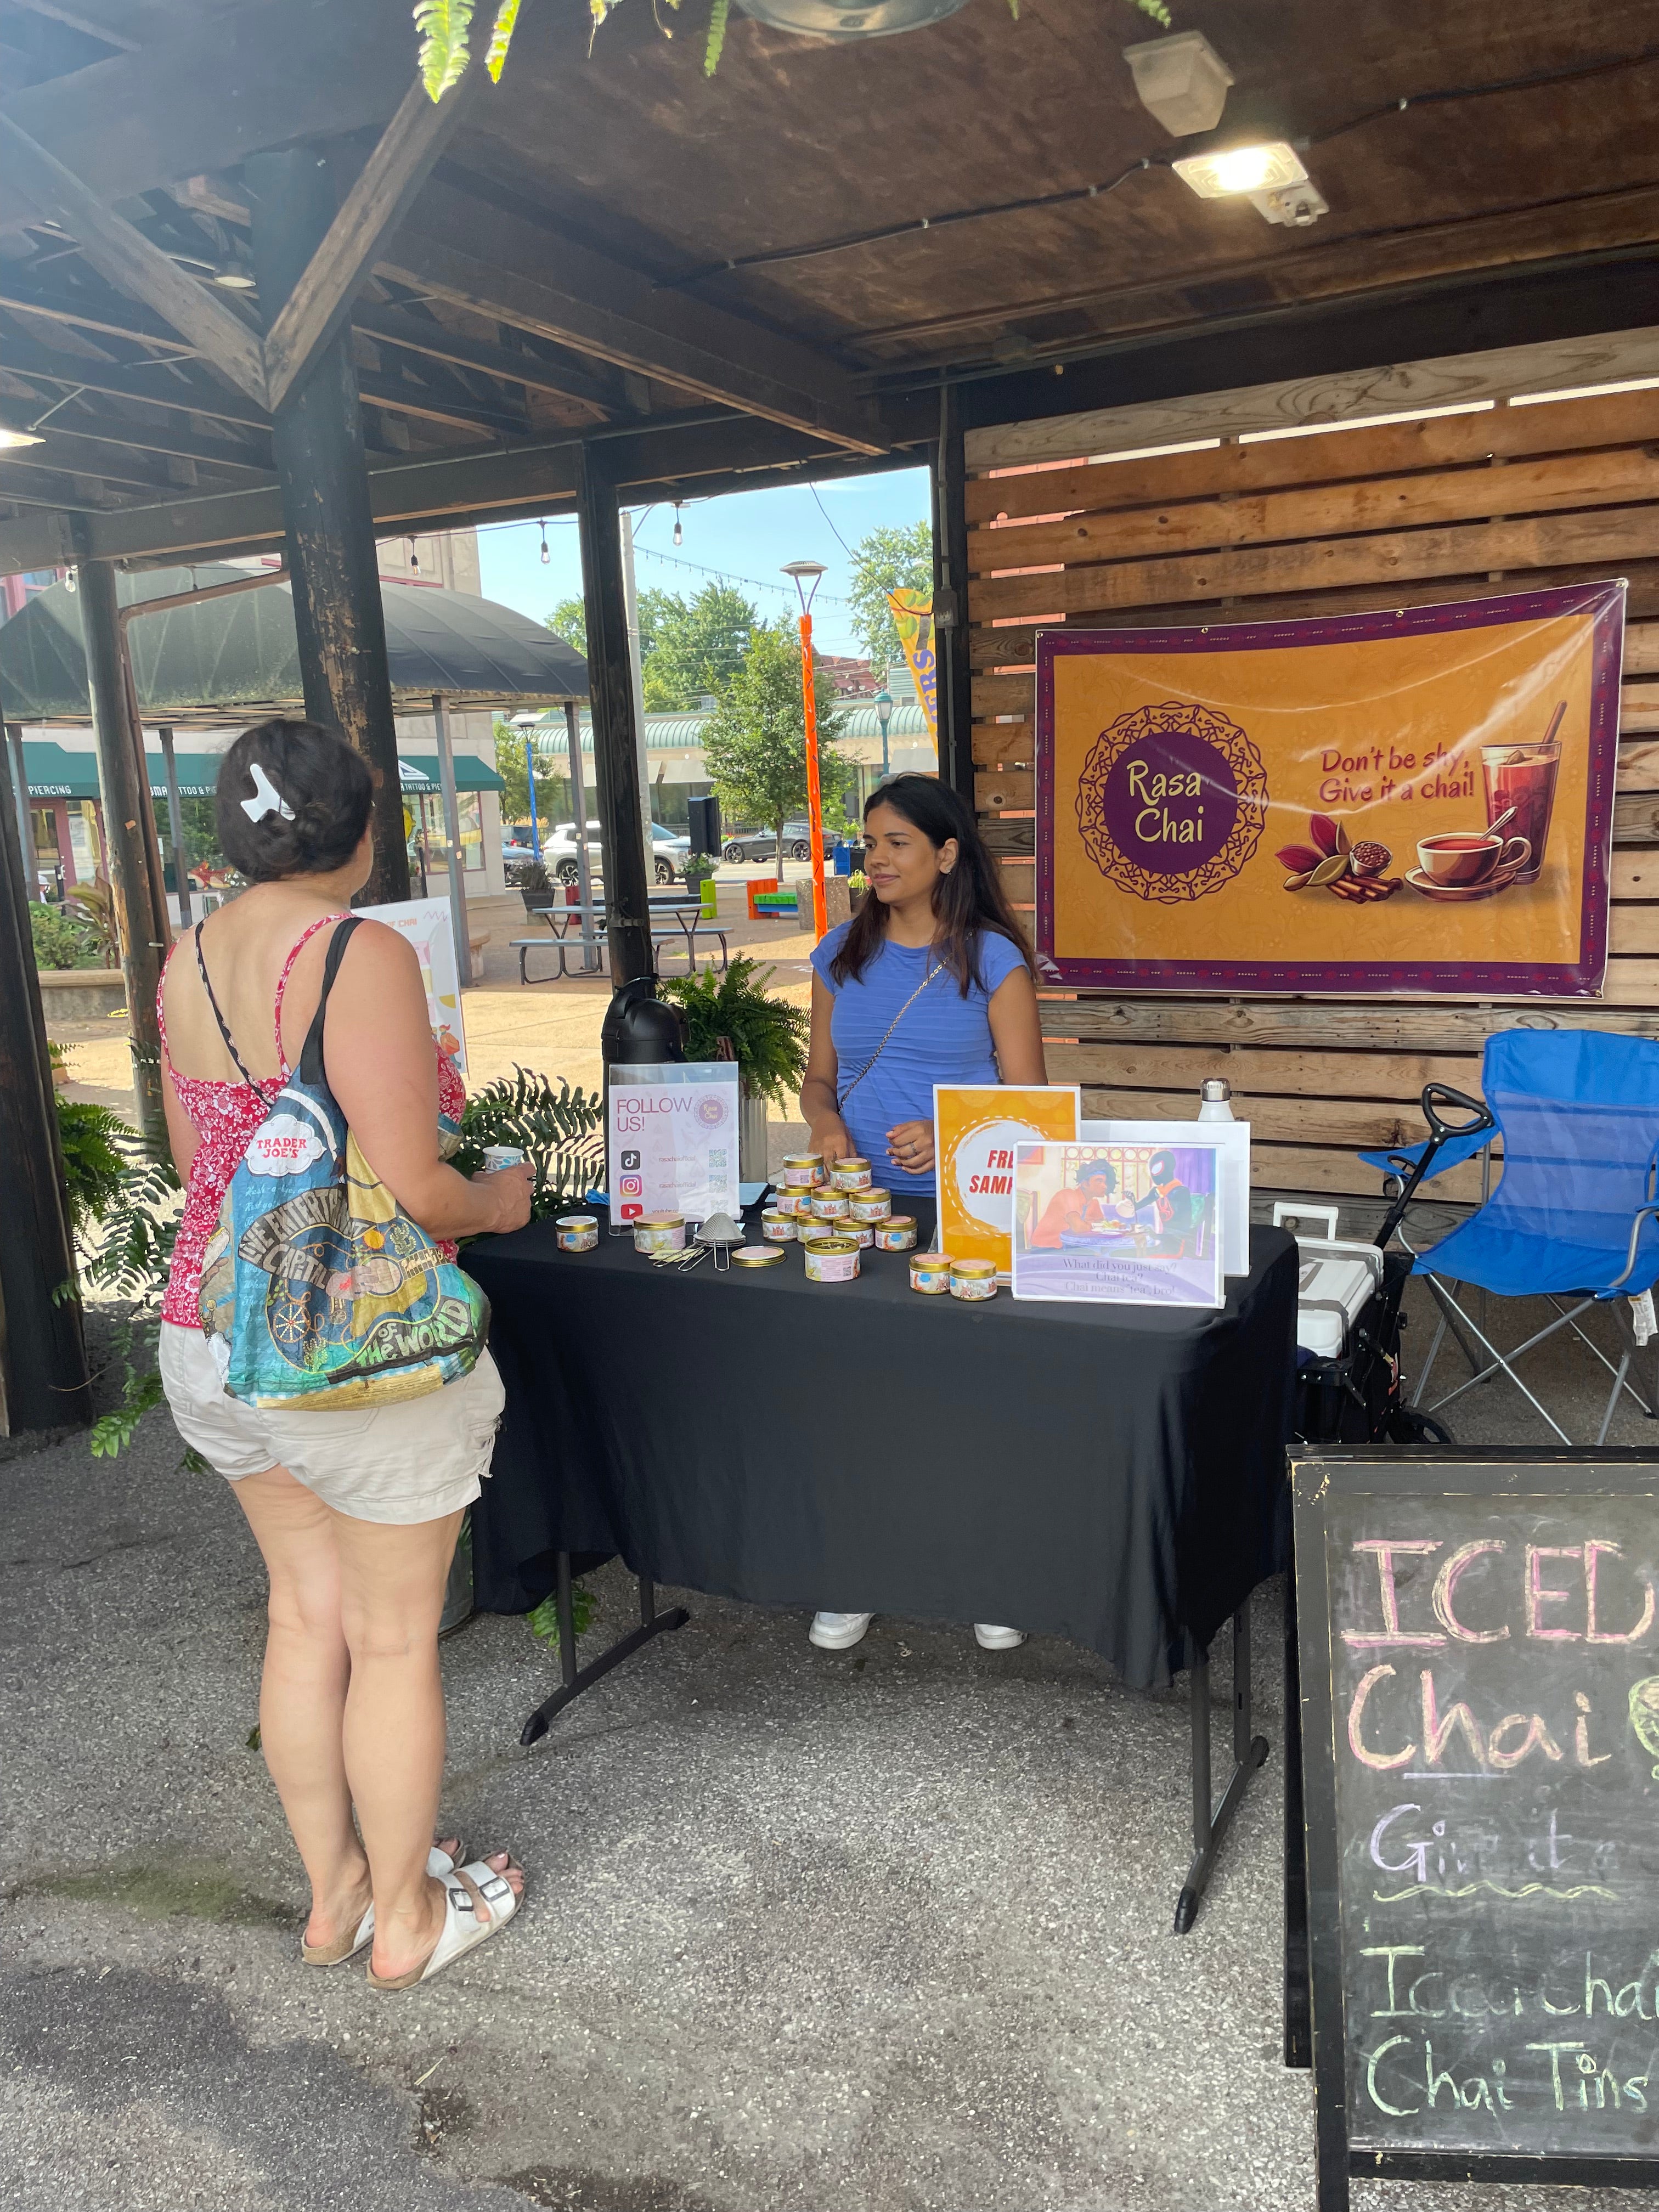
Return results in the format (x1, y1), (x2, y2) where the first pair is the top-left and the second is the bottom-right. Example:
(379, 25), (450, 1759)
(7, 1251), (1659, 2211)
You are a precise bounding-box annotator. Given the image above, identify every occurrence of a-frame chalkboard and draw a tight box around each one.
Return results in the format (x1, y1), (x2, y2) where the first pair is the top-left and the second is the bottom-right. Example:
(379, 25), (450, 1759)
(1293, 1450), (1659, 2212)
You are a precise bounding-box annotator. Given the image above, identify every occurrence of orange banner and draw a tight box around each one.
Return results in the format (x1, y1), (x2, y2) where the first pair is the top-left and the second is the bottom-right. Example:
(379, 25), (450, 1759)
(1036, 583), (1624, 997)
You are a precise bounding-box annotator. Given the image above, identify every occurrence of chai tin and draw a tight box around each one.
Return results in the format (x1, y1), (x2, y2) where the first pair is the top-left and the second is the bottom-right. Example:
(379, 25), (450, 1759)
(950, 1257), (998, 1302)
(810, 1188), (850, 1220)
(875, 1215), (917, 1252)
(910, 1252), (952, 1295)
(556, 1213), (598, 1252)
(760, 1209), (797, 1242)
(633, 1214), (686, 1257)
(830, 1155), (872, 1192)
(845, 1221), (876, 1249)
(731, 1244), (784, 1268)
(781, 1153), (823, 1189)
(850, 1188), (891, 1223)
(804, 1235), (860, 1284)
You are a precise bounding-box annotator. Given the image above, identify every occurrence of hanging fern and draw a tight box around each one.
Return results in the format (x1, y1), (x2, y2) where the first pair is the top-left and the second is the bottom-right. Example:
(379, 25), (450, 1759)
(486, 0), (527, 79)
(415, 0), (476, 100)
(453, 1065), (607, 1217)
(704, 0), (727, 75)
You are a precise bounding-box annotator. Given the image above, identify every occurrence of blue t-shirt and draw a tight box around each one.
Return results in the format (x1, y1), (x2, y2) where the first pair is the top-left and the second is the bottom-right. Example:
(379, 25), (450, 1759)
(809, 924), (1028, 1192)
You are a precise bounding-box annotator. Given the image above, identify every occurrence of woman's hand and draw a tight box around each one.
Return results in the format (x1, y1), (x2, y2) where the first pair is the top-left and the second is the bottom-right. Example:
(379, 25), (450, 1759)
(810, 1116), (853, 1170)
(471, 1163), (534, 1235)
(886, 1119), (935, 1177)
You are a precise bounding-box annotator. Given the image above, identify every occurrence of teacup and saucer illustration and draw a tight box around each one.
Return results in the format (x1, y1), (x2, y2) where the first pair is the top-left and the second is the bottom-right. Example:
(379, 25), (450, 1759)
(1405, 827), (1532, 902)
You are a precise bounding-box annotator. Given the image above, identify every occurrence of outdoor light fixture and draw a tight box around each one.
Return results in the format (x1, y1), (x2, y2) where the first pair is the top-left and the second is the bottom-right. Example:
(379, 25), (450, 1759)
(735, 0), (968, 42)
(1123, 31), (1234, 138)
(0, 424), (44, 450)
(209, 257), (257, 290)
(539, 520), (550, 565)
(1172, 139), (1308, 199)
(782, 560), (830, 941)
(673, 503), (684, 548)
(875, 685), (893, 780)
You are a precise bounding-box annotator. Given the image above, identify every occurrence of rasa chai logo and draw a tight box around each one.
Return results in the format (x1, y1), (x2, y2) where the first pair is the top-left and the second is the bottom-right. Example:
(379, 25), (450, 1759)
(1076, 701), (1268, 905)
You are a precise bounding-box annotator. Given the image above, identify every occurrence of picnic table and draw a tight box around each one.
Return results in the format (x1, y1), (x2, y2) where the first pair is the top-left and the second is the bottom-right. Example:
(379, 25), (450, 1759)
(511, 894), (729, 983)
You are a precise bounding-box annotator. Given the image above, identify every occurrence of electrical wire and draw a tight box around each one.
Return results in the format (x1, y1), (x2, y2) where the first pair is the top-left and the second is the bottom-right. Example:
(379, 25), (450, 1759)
(809, 481), (858, 561)
(650, 42), (1659, 291)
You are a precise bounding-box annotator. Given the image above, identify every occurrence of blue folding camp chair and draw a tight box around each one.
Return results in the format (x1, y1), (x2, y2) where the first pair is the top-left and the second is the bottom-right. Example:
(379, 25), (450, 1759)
(1362, 1030), (1659, 1445)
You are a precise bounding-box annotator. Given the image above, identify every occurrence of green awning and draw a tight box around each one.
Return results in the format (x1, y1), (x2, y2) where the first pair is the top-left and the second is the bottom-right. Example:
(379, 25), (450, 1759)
(18, 741), (501, 804)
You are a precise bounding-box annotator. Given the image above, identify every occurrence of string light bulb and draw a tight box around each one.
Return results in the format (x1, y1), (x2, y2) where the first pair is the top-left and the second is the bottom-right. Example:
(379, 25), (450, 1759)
(408, 537), (420, 573)
(673, 503), (684, 548)
(539, 520), (550, 565)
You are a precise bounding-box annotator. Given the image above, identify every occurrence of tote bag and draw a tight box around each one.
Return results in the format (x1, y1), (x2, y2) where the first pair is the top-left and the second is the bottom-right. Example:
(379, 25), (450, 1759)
(198, 918), (489, 1410)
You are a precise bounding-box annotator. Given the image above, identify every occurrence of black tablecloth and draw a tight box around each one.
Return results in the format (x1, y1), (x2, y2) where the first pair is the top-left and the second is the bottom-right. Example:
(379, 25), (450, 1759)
(466, 1209), (1296, 1690)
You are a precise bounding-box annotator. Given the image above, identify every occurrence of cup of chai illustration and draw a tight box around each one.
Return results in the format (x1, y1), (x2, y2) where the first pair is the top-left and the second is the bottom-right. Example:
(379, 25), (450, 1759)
(1480, 699), (1566, 887)
(1415, 828), (1531, 887)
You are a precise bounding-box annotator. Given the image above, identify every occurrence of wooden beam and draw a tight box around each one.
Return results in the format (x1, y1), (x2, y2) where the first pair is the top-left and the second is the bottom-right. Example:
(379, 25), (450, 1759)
(0, 115), (270, 409)
(0, 0), (411, 230)
(380, 181), (888, 457)
(0, 320), (268, 427)
(356, 303), (620, 412)
(262, 74), (477, 413)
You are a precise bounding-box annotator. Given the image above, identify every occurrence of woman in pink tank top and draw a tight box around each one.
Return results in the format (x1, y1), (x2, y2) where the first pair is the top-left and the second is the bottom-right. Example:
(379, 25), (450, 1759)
(158, 719), (530, 1989)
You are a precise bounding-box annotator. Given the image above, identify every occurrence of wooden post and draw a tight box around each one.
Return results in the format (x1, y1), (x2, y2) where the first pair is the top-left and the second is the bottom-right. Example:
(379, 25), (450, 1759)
(933, 383), (975, 800)
(72, 546), (167, 1141)
(157, 724), (192, 928)
(246, 145), (409, 907)
(575, 444), (652, 984)
(0, 710), (90, 1435)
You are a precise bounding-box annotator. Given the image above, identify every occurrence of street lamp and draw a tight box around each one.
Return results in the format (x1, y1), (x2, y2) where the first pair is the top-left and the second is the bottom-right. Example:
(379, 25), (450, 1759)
(782, 560), (828, 943)
(874, 684), (893, 781)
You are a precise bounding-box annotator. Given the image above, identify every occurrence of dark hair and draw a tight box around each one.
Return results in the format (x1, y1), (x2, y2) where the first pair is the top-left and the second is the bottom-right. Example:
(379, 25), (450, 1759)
(1080, 1161), (1115, 1191)
(216, 718), (374, 882)
(830, 773), (1035, 995)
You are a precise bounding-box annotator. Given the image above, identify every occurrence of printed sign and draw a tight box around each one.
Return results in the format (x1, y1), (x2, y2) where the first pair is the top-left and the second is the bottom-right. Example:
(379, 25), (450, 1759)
(358, 897), (467, 1073)
(607, 1062), (740, 1228)
(1011, 1141), (1223, 1308)
(933, 1084), (1080, 1274)
(888, 588), (938, 749)
(1036, 581), (1624, 998)
(1084, 1117), (1251, 1275)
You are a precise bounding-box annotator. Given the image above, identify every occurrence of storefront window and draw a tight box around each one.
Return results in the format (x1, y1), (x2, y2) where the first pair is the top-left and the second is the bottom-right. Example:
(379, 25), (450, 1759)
(408, 792), (486, 889)
(67, 801), (101, 882)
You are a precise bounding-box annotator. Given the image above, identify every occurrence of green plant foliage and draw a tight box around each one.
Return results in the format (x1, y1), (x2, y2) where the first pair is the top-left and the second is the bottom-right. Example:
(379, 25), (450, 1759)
(416, 0), (475, 97)
(65, 878), (121, 966)
(454, 1066), (606, 1216)
(704, 0), (728, 78)
(528, 1579), (597, 1652)
(548, 596), (588, 656)
(658, 953), (809, 1105)
(845, 522), (934, 678)
(485, 0), (524, 77)
(29, 899), (99, 970)
(55, 1100), (133, 1231)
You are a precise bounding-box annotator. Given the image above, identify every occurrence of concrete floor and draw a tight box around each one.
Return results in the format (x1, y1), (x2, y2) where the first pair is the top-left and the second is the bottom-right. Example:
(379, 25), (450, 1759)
(7, 1263), (1659, 2212)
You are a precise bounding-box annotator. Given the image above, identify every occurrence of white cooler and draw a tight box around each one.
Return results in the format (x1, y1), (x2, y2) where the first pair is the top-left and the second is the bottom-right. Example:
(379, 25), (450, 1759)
(1272, 1203), (1386, 1361)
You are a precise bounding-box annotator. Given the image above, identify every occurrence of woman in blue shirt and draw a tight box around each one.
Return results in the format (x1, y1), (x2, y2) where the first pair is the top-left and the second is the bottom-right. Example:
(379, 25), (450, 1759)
(800, 773), (1047, 1655)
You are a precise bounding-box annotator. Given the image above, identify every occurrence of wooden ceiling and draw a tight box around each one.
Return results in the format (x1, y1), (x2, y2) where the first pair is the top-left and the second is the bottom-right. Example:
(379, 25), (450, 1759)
(1, 0), (1657, 569)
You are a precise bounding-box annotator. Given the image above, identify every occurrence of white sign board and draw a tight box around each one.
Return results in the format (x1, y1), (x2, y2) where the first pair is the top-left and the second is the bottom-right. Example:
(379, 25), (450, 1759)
(608, 1062), (741, 1228)
(358, 897), (467, 1075)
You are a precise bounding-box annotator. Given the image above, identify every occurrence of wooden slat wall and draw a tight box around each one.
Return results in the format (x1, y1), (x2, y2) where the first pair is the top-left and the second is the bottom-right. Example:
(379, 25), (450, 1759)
(967, 384), (1659, 1198)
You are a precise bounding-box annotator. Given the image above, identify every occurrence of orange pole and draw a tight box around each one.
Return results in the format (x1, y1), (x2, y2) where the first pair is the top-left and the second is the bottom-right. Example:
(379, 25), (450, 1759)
(798, 608), (827, 941)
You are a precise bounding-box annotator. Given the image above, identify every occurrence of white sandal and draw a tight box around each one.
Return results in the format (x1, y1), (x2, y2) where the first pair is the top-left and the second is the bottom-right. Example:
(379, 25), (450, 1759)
(300, 1841), (466, 1968)
(366, 1859), (522, 1990)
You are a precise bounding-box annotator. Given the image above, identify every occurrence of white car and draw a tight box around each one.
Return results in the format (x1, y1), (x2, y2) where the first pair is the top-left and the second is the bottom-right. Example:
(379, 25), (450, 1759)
(544, 819), (686, 886)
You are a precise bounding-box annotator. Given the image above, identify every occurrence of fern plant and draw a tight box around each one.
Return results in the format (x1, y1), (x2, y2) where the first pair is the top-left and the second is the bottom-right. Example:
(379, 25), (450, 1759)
(657, 953), (808, 1105)
(453, 1065), (607, 1217)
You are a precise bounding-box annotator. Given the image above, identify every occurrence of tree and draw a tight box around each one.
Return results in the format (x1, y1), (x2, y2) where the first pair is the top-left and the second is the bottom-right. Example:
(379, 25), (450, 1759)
(546, 597), (586, 656)
(702, 619), (851, 873)
(847, 521), (934, 676)
(493, 716), (531, 824)
(643, 580), (757, 710)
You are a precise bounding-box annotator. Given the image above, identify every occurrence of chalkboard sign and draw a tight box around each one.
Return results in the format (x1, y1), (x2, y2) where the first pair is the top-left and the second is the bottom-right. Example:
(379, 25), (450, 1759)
(1292, 1451), (1659, 2211)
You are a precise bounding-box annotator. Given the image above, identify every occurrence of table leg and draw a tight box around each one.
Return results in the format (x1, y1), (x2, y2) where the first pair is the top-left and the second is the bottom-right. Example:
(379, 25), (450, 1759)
(1284, 1573), (1312, 2068)
(519, 1555), (691, 1746)
(1173, 1593), (1272, 1933)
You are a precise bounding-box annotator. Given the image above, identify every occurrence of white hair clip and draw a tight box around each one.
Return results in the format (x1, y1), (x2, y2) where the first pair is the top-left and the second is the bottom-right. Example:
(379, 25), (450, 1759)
(241, 761), (295, 824)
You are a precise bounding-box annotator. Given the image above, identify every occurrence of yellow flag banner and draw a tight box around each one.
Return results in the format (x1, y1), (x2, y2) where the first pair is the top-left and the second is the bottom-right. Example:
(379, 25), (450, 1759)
(1036, 582), (1624, 998)
(887, 588), (938, 748)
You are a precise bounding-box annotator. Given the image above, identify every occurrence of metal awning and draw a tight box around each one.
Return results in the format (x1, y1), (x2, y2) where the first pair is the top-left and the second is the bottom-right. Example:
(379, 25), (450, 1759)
(0, 565), (586, 726)
(18, 740), (501, 802)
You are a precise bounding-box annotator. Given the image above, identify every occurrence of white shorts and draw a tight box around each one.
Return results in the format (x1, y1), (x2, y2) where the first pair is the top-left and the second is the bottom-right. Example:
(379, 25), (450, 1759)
(159, 1322), (505, 1525)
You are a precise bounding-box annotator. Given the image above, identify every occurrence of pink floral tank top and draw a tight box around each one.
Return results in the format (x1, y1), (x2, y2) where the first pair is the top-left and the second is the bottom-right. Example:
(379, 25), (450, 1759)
(158, 915), (465, 1328)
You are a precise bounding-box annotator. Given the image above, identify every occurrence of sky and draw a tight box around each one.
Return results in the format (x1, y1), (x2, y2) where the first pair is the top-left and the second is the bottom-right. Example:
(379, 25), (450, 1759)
(476, 465), (933, 661)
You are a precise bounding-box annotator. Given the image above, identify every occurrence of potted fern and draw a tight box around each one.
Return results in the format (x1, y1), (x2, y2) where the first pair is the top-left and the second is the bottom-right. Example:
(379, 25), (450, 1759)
(657, 955), (809, 1181)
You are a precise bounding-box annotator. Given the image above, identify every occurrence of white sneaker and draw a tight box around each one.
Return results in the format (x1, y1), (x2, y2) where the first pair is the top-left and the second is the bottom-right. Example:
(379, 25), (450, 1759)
(974, 1623), (1027, 1651)
(810, 1610), (874, 1650)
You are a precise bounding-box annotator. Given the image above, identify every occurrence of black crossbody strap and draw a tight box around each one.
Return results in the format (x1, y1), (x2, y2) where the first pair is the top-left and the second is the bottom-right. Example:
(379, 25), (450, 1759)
(193, 924), (262, 1090)
(296, 916), (362, 1086)
(837, 959), (944, 1113)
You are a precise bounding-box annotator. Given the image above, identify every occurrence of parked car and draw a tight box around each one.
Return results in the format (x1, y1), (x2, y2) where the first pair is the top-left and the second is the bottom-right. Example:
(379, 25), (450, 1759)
(543, 819), (687, 886)
(502, 825), (538, 883)
(721, 820), (838, 864)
